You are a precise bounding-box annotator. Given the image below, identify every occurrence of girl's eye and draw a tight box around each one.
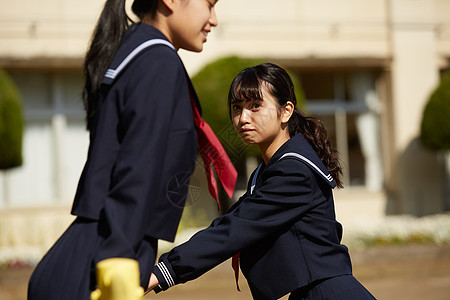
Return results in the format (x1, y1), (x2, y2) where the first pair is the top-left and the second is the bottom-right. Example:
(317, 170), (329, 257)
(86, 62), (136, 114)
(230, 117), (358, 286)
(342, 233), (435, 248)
(232, 104), (242, 111)
(252, 103), (261, 109)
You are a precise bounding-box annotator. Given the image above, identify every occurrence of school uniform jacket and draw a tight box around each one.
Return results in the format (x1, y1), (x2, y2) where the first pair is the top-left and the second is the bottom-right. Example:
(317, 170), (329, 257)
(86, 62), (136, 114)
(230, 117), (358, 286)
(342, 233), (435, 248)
(71, 24), (198, 263)
(153, 133), (353, 299)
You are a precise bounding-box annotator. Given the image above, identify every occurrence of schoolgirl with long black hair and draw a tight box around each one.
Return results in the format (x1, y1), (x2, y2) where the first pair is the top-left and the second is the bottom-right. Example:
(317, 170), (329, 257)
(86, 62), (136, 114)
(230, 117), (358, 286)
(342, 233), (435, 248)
(27, 1), (234, 299)
(148, 63), (376, 299)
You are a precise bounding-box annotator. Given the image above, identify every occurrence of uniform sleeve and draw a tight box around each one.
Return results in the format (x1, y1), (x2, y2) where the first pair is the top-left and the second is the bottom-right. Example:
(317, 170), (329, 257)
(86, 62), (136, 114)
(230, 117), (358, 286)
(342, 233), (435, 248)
(95, 49), (190, 263)
(152, 158), (316, 291)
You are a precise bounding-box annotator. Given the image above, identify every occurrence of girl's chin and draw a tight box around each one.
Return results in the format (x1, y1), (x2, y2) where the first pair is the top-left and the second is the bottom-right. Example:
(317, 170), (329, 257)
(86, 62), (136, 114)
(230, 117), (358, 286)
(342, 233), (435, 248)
(237, 132), (258, 145)
(241, 138), (257, 146)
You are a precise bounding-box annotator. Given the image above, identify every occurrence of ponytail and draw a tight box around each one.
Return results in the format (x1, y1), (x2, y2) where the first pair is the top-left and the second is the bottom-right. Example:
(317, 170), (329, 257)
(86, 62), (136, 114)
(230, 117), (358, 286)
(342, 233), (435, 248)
(288, 110), (343, 188)
(82, 0), (130, 129)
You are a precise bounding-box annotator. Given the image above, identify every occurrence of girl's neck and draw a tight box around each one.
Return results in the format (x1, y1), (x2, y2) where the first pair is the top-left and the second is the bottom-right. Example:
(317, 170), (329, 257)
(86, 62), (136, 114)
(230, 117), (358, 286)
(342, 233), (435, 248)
(141, 17), (174, 48)
(259, 131), (291, 164)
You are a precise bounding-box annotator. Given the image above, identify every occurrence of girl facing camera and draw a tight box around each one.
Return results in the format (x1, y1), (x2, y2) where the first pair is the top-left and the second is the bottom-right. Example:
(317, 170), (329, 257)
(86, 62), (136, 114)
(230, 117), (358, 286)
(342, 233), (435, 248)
(148, 63), (375, 299)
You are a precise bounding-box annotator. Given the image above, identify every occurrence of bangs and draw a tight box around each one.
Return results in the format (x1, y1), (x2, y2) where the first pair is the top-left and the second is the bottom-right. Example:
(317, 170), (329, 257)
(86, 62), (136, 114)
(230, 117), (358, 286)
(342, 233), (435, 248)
(229, 70), (263, 103)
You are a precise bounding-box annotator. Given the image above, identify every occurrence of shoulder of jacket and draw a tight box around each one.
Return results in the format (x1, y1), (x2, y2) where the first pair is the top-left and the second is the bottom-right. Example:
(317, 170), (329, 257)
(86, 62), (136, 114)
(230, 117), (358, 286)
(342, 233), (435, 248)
(103, 39), (177, 85)
(275, 152), (336, 187)
(264, 156), (313, 179)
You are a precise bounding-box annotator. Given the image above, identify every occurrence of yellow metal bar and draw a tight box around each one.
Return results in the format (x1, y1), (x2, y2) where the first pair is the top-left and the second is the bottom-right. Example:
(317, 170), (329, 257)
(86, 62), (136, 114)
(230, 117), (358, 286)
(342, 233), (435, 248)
(91, 258), (144, 300)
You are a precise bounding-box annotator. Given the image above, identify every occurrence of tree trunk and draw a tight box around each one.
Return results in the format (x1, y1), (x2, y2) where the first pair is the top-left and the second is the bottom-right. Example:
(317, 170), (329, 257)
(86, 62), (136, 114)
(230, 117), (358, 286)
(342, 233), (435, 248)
(444, 151), (450, 211)
(2, 170), (9, 206)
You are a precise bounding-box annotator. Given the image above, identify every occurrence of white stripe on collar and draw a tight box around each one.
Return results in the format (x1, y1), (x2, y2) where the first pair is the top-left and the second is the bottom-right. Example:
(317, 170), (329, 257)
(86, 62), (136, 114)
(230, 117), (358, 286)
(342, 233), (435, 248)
(279, 152), (334, 183)
(104, 39), (175, 80)
(250, 164), (262, 194)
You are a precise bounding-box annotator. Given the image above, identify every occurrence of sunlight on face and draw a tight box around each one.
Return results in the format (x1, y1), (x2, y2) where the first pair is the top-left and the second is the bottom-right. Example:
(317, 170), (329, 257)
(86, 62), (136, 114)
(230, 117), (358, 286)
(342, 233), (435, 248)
(231, 84), (283, 146)
(169, 0), (219, 52)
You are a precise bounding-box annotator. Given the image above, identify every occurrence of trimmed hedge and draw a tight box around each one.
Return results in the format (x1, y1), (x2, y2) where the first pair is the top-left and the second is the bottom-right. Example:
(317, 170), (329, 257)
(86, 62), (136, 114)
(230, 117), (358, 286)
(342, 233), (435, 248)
(0, 69), (23, 169)
(420, 71), (450, 151)
(192, 56), (305, 159)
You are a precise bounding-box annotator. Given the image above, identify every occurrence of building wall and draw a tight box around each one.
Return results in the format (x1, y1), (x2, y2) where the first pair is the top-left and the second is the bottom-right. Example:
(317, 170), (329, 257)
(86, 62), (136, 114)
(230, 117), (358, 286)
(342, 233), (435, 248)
(181, 0), (392, 74)
(0, 0), (102, 64)
(2, 1), (449, 67)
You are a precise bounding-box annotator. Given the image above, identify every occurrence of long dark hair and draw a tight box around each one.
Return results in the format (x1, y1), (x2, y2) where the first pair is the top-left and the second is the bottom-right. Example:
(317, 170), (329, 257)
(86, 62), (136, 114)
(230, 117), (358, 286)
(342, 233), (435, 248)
(82, 0), (159, 129)
(228, 63), (343, 188)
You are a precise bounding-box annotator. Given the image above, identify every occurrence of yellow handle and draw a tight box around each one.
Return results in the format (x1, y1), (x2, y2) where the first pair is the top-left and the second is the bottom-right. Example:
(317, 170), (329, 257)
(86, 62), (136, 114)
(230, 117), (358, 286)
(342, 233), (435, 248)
(91, 258), (144, 300)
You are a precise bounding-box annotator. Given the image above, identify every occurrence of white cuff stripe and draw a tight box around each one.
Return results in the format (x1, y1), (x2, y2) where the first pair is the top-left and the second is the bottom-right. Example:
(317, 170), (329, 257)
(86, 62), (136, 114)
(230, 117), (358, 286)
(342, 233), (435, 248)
(156, 263), (172, 287)
(157, 262), (175, 287)
(157, 263), (173, 287)
(161, 263), (175, 287)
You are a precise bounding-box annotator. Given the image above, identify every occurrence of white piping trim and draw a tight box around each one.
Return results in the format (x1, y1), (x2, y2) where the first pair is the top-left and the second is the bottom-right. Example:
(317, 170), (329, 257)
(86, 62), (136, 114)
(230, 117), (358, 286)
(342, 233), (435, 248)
(104, 39), (175, 80)
(250, 164), (262, 194)
(279, 152), (334, 183)
(156, 262), (175, 287)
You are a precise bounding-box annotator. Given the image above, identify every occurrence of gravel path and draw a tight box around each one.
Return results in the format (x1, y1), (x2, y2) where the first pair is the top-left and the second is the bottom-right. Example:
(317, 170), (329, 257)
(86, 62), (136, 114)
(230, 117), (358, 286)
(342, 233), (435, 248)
(1, 244), (449, 300)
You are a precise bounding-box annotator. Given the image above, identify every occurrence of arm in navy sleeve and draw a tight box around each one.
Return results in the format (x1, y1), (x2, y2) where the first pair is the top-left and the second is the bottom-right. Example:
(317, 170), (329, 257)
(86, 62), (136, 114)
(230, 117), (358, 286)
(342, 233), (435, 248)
(152, 158), (317, 291)
(95, 49), (190, 262)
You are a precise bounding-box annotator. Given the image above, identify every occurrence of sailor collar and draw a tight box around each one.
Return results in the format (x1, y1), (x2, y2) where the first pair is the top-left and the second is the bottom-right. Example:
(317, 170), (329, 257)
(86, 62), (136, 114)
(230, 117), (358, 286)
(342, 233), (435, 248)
(250, 133), (337, 192)
(102, 38), (175, 86)
(99, 26), (203, 116)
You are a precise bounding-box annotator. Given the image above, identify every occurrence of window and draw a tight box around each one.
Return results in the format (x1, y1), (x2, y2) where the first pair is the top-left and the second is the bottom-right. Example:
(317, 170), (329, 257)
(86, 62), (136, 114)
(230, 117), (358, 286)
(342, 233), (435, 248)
(1, 70), (88, 207)
(295, 69), (383, 190)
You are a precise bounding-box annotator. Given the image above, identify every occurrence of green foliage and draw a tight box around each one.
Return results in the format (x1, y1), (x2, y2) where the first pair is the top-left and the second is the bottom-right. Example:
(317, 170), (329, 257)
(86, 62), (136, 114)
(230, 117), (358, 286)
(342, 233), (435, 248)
(0, 69), (24, 169)
(420, 71), (450, 151)
(191, 55), (305, 160)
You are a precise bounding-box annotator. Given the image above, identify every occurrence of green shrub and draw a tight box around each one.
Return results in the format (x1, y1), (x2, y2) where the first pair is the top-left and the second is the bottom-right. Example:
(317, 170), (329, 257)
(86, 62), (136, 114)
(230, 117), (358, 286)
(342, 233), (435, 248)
(420, 71), (450, 151)
(0, 69), (23, 169)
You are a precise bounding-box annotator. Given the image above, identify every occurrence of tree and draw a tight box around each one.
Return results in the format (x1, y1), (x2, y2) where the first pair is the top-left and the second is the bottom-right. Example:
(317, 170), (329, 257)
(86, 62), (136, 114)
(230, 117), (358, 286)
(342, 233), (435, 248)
(0, 69), (23, 170)
(420, 70), (450, 210)
(420, 71), (450, 151)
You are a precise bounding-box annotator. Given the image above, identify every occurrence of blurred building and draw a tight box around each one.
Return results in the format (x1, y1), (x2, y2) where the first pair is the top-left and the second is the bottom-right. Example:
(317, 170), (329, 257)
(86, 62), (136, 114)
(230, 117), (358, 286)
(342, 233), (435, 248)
(0, 0), (449, 254)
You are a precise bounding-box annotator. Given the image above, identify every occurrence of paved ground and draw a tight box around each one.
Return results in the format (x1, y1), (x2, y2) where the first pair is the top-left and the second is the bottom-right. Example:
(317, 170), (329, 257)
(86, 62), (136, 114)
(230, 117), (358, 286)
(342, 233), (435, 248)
(1, 244), (449, 300)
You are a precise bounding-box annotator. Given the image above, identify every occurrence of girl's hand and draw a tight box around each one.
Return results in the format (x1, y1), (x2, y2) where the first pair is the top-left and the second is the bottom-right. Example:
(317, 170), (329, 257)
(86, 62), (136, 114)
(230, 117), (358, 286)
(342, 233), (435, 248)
(145, 273), (159, 295)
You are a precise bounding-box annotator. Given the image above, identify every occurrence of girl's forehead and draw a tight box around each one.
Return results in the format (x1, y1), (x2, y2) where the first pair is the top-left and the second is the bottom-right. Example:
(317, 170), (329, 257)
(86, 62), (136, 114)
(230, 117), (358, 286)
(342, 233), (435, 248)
(231, 92), (263, 103)
(231, 97), (263, 103)
(232, 83), (267, 101)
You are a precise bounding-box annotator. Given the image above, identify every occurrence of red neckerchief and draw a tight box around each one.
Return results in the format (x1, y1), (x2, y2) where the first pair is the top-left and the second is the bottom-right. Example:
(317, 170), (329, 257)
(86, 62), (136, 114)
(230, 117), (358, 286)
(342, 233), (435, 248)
(189, 90), (237, 209)
(190, 88), (240, 291)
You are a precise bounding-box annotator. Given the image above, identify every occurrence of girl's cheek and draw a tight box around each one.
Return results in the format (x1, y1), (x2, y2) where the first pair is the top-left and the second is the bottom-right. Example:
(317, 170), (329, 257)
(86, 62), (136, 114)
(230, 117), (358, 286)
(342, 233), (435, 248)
(232, 116), (240, 128)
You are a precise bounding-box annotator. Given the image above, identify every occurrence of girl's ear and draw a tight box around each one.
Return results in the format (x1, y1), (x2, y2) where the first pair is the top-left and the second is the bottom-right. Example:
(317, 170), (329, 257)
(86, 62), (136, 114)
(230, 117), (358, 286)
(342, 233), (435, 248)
(161, 0), (176, 12)
(281, 101), (294, 123)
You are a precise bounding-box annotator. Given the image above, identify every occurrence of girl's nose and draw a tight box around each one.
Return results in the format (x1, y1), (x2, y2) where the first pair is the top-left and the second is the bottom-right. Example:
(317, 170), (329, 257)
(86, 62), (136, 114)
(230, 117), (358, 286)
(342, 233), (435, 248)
(239, 108), (250, 124)
(210, 7), (218, 27)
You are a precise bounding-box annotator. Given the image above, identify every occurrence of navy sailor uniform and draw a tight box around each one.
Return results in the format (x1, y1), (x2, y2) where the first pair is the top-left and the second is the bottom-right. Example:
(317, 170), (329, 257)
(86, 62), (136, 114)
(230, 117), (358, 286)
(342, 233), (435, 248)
(28, 23), (200, 300)
(153, 133), (375, 299)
